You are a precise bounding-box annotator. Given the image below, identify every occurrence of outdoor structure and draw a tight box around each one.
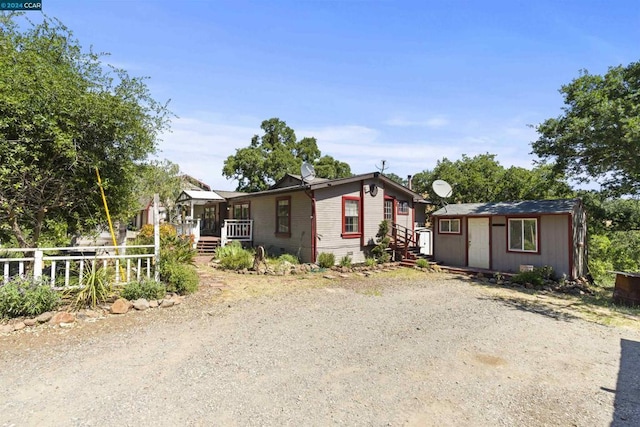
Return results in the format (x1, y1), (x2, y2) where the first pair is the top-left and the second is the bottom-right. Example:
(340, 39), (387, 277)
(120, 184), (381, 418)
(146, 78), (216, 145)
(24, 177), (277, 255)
(174, 172), (425, 263)
(430, 199), (587, 279)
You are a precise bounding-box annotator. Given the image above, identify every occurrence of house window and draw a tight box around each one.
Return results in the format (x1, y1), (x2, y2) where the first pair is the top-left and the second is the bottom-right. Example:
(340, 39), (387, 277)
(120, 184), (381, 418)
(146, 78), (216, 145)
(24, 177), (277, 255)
(233, 202), (250, 219)
(397, 201), (409, 215)
(384, 199), (393, 221)
(439, 218), (460, 234)
(342, 196), (361, 238)
(276, 196), (291, 237)
(509, 218), (538, 252)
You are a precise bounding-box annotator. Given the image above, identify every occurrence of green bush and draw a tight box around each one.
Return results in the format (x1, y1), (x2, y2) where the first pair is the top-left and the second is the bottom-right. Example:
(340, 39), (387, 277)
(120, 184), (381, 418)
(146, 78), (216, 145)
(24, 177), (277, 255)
(215, 241), (254, 270)
(339, 255), (352, 267)
(510, 270), (545, 287)
(364, 257), (377, 267)
(372, 220), (391, 261)
(67, 263), (114, 309)
(416, 259), (429, 269)
(120, 279), (166, 301)
(277, 253), (299, 264)
(0, 278), (60, 319)
(317, 252), (335, 268)
(161, 262), (199, 295)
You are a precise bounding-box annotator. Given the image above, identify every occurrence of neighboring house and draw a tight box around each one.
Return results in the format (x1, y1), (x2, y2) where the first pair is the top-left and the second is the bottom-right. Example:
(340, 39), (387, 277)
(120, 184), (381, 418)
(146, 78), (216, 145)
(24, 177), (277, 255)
(430, 199), (587, 279)
(174, 172), (424, 263)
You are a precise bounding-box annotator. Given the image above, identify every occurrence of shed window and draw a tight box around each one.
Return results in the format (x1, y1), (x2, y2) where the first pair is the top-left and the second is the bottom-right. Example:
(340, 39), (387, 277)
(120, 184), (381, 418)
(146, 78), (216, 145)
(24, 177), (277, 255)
(342, 196), (361, 238)
(439, 218), (460, 234)
(508, 218), (538, 252)
(276, 197), (291, 236)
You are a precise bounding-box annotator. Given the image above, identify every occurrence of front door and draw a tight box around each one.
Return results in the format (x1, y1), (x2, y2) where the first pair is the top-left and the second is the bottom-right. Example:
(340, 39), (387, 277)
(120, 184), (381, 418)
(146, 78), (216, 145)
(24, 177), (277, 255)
(468, 218), (490, 269)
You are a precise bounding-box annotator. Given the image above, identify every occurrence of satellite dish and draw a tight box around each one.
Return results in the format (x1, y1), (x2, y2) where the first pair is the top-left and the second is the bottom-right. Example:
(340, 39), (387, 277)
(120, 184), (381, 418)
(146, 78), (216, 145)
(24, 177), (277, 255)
(368, 183), (378, 197)
(301, 162), (316, 183)
(432, 179), (453, 198)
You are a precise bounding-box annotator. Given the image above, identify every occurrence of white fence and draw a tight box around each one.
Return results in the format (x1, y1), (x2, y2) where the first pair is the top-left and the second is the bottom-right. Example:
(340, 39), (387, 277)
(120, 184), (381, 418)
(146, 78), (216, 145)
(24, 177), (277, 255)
(0, 245), (157, 288)
(221, 219), (253, 246)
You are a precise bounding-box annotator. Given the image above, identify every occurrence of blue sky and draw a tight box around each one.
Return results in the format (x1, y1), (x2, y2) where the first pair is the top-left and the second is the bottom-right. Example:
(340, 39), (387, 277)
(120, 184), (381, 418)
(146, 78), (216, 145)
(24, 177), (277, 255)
(33, 1), (640, 190)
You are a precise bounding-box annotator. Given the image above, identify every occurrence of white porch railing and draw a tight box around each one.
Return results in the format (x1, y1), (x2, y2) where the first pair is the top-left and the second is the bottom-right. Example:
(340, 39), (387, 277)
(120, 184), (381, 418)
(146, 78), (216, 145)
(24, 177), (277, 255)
(174, 219), (201, 248)
(0, 245), (156, 288)
(221, 219), (253, 246)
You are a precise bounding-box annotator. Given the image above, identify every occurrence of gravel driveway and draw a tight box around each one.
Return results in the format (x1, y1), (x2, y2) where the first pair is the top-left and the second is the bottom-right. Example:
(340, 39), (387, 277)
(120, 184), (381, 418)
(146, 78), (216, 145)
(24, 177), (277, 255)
(1, 269), (639, 426)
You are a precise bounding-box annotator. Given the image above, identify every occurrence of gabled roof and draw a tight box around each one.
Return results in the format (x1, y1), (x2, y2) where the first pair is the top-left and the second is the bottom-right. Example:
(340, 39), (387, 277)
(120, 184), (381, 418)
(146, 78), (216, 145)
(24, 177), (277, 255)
(270, 173), (329, 189)
(176, 190), (225, 203)
(431, 199), (580, 216)
(227, 172), (423, 201)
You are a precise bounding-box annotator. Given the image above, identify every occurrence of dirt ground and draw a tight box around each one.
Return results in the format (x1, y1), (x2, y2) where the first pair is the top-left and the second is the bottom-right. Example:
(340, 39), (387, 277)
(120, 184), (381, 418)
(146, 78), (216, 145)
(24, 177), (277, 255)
(1, 260), (639, 426)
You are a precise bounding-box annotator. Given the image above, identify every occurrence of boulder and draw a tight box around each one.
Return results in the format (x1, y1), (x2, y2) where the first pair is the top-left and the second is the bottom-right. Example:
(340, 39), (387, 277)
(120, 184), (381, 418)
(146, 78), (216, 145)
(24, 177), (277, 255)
(36, 311), (54, 323)
(50, 312), (76, 325)
(133, 299), (150, 311)
(110, 298), (132, 314)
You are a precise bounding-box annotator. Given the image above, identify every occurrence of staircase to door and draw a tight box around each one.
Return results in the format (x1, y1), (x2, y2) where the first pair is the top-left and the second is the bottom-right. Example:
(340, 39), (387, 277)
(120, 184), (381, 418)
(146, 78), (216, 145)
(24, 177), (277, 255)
(196, 236), (220, 254)
(389, 223), (433, 267)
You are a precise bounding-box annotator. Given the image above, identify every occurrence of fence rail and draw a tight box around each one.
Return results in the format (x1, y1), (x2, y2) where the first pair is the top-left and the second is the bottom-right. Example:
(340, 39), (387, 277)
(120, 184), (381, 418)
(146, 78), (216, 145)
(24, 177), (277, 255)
(221, 219), (253, 246)
(0, 245), (156, 288)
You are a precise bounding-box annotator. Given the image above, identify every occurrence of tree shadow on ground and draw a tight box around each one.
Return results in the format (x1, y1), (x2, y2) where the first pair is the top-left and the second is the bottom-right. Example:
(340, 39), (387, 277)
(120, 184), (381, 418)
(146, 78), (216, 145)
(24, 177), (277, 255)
(607, 338), (640, 426)
(477, 295), (579, 322)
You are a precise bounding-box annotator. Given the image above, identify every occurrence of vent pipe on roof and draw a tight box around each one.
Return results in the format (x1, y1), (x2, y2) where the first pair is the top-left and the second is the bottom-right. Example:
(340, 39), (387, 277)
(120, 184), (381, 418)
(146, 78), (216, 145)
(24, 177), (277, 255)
(407, 175), (413, 190)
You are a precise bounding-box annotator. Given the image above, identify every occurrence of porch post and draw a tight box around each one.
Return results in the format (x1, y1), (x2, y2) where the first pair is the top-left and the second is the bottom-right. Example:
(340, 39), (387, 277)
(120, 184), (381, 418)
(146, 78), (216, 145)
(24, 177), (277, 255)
(153, 193), (161, 282)
(33, 249), (43, 280)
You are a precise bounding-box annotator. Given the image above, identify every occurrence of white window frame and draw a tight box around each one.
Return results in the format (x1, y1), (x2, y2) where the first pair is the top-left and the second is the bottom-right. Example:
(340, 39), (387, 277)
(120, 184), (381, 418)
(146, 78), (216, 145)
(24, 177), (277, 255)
(439, 218), (460, 234)
(508, 218), (538, 252)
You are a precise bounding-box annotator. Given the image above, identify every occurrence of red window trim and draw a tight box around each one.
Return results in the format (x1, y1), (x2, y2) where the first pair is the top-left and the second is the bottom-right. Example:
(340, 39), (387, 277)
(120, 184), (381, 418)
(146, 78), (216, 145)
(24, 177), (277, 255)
(396, 200), (410, 216)
(275, 196), (291, 238)
(437, 217), (462, 235)
(506, 216), (541, 254)
(341, 196), (362, 238)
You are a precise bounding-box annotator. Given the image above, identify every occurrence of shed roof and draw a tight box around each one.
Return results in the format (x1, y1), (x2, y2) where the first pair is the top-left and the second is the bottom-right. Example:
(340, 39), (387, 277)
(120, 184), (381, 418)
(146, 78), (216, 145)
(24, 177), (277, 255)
(431, 199), (580, 216)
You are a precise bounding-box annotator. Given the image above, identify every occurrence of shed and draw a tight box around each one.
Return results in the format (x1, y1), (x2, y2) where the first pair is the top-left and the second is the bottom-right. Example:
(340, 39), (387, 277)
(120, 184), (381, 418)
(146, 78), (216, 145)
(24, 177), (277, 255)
(430, 199), (587, 279)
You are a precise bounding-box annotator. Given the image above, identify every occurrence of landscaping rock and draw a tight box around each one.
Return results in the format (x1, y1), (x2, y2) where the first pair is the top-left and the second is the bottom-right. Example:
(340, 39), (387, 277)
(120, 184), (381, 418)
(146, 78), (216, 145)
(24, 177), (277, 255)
(50, 312), (76, 325)
(0, 324), (14, 334)
(149, 300), (159, 308)
(133, 299), (150, 311)
(160, 299), (175, 308)
(13, 322), (26, 331)
(36, 311), (54, 323)
(110, 298), (132, 314)
(23, 318), (37, 327)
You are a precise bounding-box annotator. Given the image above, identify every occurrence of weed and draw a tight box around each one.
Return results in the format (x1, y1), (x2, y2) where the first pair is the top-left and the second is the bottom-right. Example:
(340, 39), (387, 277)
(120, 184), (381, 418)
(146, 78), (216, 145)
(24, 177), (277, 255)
(339, 255), (352, 267)
(416, 259), (429, 269)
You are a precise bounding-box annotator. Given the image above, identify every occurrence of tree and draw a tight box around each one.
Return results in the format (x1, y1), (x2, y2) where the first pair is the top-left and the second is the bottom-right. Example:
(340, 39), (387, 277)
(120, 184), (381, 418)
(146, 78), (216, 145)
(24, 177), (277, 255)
(133, 159), (183, 222)
(223, 118), (351, 191)
(412, 153), (573, 204)
(0, 15), (170, 247)
(383, 173), (406, 186)
(532, 62), (640, 196)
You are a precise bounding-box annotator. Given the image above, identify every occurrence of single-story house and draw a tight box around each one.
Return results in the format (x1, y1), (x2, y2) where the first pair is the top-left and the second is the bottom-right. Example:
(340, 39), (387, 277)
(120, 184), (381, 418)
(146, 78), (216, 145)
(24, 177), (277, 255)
(174, 172), (424, 264)
(430, 199), (587, 279)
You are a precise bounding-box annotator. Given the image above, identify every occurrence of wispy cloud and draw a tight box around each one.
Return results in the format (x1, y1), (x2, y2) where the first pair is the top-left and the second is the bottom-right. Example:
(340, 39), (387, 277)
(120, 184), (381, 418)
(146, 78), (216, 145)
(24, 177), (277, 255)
(383, 115), (450, 129)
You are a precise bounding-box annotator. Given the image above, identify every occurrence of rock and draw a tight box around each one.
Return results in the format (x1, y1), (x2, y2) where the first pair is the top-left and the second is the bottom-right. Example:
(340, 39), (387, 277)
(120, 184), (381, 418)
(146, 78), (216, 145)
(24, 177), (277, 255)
(23, 318), (37, 327)
(13, 321), (26, 331)
(110, 298), (132, 314)
(36, 311), (54, 323)
(339, 274), (350, 279)
(160, 299), (175, 308)
(149, 300), (159, 308)
(323, 275), (337, 280)
(50, 312), (76, 325)
(133, 299), (150, 311)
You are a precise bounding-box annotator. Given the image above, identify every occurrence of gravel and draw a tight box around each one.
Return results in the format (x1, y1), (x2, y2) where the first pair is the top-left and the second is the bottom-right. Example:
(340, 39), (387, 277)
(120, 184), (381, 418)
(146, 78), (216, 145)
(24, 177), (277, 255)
(1, 272), (639, 426)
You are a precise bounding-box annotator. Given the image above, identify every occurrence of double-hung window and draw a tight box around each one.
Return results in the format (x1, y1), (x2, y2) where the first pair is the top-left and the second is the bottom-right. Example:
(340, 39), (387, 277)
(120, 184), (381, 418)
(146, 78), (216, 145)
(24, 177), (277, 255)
(276, 196), (291, 237)
(397, 201), (409, 215)
(508, 218), (538, 252)
(342, 196), (361, 238)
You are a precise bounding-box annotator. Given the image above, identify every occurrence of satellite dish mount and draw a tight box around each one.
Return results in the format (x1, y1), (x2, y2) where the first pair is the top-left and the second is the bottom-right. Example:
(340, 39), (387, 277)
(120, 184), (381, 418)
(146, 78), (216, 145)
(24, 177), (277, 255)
(301, 162), (316, 184)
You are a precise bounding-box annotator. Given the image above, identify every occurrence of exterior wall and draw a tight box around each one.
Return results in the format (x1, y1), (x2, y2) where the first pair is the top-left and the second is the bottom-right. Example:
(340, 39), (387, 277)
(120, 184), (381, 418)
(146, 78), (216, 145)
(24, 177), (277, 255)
(383, 186), (414, 231)
(249, 191), (313, 262)
(362, 178), (384, 247)
(433, 217), (467, 266)
(315, 181), (366, 264)
(492, 214), (571, 277)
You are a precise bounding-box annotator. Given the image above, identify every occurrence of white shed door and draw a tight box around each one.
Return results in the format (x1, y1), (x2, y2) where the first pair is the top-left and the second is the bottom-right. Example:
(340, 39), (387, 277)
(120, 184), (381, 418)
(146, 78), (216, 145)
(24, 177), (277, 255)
(468, 218), (490, 269)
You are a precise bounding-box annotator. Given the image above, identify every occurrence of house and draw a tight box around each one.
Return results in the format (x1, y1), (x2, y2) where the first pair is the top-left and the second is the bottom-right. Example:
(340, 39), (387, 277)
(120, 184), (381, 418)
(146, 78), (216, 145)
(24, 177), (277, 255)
(174, 172), (424, 263)
(430, 199), (587, 279)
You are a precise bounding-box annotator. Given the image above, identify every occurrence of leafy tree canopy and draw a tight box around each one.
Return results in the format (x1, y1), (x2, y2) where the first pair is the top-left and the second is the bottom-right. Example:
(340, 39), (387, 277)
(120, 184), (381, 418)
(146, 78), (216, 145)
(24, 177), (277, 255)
(223, 118), (352, 191)
(531, 62), (640, 196)
(383, 173), (407, 186)
(0, 14), (171, 247)
(133, 159), (182, 222)
(412, 153), (574, 204)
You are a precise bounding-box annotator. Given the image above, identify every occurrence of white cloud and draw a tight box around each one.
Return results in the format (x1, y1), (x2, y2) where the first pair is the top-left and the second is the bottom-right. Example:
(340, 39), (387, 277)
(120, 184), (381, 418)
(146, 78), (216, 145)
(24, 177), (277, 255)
(383, 115), (450, 129)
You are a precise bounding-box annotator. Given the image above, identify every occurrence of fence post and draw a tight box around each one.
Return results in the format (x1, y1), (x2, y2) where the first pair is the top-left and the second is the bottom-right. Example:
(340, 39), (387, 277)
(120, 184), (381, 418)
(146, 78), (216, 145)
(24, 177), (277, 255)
(153, 193), (161, 282)
(221, 220), (228, 246)
(34, 249), (43, 280)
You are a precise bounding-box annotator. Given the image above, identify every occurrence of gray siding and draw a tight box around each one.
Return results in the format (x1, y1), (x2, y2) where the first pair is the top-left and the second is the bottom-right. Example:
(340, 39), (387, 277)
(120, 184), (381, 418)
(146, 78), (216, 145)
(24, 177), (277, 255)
(249, 191), (313, 262)
(433, 217), (467, 266)
(363, 178), (384, 246)
(315, 182), (364, 263)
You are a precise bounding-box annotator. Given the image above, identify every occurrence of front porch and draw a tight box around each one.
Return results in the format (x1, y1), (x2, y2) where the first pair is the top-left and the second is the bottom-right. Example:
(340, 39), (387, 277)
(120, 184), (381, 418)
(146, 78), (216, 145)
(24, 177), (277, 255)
(174, 219), (254, 253)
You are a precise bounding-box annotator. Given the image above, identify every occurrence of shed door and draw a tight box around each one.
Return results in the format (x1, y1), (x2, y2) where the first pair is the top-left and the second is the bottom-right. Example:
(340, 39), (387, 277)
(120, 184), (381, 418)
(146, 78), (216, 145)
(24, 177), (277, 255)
(468, 218), (490, 269)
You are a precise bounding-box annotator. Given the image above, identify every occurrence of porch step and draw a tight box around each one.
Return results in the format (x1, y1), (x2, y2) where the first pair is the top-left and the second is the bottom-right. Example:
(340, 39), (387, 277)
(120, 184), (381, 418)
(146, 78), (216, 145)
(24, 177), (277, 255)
(196, 237), (220, 254)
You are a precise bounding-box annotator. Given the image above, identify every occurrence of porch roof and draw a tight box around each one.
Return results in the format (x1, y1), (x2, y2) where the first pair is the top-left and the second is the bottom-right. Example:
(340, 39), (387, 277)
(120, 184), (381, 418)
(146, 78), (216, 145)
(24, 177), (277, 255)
(176, 190), (225, 204)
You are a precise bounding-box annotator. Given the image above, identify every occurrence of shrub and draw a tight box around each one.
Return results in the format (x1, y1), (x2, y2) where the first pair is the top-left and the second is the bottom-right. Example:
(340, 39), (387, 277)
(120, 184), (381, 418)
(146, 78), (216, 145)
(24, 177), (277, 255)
(364, 257), (377, 267)
(317, 252), (335, 268)
(215, 241), (253, 270)
(510, 270), (544, 288)
(0, 278), (60, 319)
(339, 255), (352, 267)
(67, 263), (113, 309)
(416, 259), (429, 269)
(371, 220), (391, 262)
(534, 265), (555, 280)
(161, 262), (199, 295)
(278, 253), (299, 264)
(120, 279), (166, 301)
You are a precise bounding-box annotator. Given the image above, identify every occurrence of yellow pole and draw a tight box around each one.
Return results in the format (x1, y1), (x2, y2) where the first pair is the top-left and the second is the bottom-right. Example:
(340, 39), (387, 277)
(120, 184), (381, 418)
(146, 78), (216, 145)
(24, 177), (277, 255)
(95, 167), (119, 255)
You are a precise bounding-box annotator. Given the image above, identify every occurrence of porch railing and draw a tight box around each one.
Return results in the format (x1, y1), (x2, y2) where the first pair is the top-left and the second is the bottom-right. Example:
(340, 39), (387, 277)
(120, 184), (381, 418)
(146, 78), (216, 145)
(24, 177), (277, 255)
(0, 245), (156, 288)
(221, 219), (253, 246)
(173, 219), (201, 248)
